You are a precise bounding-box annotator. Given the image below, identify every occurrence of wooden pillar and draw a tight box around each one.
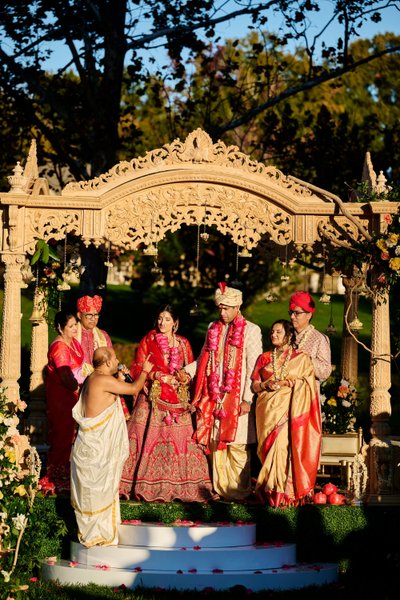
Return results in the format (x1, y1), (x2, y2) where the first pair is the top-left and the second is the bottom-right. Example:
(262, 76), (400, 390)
(28, 288), (49, 445)
(0, 252), (25, 401)
(340, 276), (360, 386)
(365, 285), (400, 502)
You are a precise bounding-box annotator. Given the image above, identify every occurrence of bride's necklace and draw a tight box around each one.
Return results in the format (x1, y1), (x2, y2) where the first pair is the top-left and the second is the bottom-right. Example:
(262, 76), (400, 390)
(272, 345), (293, 380)
(296, 324), (314, 349)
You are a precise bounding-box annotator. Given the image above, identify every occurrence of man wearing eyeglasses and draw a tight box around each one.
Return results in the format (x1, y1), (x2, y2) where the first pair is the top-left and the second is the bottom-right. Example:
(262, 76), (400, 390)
(76, 295), (112, 379)
(288, 291), (332, 384)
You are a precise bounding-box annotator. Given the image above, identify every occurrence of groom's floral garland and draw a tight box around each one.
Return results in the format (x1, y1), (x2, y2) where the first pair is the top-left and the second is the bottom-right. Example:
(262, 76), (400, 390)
(205, 315), (246, 418)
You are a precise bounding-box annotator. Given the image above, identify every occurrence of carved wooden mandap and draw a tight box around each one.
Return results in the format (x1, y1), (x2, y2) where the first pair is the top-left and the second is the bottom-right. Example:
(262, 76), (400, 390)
(0, 129), (399, 502)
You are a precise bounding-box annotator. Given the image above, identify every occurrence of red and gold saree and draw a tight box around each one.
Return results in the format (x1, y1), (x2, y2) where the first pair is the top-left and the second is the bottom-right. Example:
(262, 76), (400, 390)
(252, 348), (321, 507)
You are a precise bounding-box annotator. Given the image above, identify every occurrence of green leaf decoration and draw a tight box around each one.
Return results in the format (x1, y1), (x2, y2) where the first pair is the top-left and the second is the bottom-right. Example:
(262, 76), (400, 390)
(48, 246), (61, 261)
(41, 242), (50, 264)
(30, 246), (42, 265)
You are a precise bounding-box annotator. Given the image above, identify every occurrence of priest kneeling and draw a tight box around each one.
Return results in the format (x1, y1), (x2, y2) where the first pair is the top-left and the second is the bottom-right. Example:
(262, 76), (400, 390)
(71, 347), (152, 547)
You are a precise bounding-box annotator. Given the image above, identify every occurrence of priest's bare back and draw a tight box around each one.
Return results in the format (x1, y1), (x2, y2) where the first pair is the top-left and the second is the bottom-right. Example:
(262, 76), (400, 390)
(82, 347), (153, 418)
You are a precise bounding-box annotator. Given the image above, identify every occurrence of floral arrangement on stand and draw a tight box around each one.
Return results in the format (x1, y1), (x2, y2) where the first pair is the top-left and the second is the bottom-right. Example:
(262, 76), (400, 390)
(0, 387), (41, 598)
(320, 370), (358, 434)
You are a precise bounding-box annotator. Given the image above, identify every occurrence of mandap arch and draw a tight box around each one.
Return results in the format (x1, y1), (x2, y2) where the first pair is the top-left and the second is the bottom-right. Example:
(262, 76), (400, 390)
(0, 128), (398, 502)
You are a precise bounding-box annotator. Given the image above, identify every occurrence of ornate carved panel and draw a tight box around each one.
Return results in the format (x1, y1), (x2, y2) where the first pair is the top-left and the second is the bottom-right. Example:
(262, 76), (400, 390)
(64, 129), (315, 199)
(104, 184), (293, 251)
(317, 215), (371, 248)
(24, 209), (82, 254)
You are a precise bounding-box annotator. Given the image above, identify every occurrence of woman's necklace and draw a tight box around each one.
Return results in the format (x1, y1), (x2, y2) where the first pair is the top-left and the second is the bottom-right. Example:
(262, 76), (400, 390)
(272, 345), (293, 380)
(296, 324), (314, 349)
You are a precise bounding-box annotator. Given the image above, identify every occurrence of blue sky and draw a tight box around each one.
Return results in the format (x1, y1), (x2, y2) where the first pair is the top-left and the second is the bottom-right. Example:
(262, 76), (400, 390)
(43, 1), (400, 72)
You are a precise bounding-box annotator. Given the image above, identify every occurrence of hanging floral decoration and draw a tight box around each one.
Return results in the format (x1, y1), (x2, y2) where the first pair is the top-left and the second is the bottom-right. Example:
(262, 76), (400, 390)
(370, 213), (400, 287)
(26, 239), (82, 309)
(332, 210), (400, 292)
(320, 371), (359, 434)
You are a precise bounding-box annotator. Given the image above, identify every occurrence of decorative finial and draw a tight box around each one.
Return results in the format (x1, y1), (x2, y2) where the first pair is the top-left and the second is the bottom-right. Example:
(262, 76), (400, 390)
(7, 162), (28, 194)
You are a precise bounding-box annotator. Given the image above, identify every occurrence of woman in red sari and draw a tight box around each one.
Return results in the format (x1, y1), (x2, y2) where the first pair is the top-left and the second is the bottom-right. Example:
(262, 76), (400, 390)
(120, 305), (214, 502)
(252, 320), (321, 507)
(40, 310), (84, 494)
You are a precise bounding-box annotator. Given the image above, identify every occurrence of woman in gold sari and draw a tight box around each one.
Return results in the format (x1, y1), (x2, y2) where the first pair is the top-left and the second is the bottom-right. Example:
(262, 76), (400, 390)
(252, 320), (321, 507)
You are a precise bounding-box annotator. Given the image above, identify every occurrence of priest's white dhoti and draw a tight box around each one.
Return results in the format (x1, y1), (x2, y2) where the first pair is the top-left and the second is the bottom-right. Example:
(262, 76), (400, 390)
(71, 396), (129, 547)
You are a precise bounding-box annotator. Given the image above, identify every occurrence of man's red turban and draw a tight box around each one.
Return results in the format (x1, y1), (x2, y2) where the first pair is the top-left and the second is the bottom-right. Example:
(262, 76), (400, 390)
(76, 295), (103, 313)
(289, 291), (315, 314)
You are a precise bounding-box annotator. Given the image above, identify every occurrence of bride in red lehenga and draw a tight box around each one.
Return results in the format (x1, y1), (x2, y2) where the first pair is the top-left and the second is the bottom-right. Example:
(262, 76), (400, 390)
(119, 305), (214, 502)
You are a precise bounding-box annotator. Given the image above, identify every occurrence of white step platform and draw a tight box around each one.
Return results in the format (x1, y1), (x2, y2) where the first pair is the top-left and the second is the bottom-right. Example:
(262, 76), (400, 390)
(42, 521), (338, 591)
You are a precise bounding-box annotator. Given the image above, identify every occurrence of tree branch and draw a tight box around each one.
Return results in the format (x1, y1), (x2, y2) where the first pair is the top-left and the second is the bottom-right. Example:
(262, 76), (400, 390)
(289, 175), (373, 242)
(215, 43), (400, 135)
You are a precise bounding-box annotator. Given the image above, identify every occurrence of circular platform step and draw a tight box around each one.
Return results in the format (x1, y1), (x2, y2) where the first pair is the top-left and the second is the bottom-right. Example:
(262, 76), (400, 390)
(70, 539), (296, 571)
(118, 521), (256, 548)
(42, 560), (338, 591)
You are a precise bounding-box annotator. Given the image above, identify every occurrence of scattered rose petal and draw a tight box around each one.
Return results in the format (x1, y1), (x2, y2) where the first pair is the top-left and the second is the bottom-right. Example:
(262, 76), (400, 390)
(122, 519), (142, 524)
(212, 568), (223, 573)
(189, 568), (197, 573)
(69, 561), (79, 568)
(193, 545), (201, 550)
(133, 567), (142, 572)
(254, 570), (262, 574)
(95, 564), (110, 570)
(30, 577), (38, 583)
(180, 547), (187, 551)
